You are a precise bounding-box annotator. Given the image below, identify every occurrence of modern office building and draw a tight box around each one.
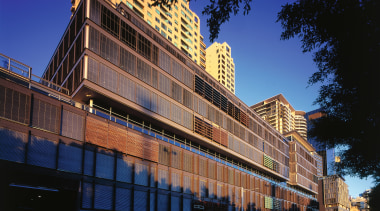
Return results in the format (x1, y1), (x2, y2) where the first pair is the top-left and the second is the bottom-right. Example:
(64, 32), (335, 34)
(206, 42), (235, 94)
(285, 131), (320, 195)
(319, 175), (350, 211)
(71, 0), (207, 70)
(251, 94), (308, 140)
(305, 109), (336, 176)
(0, 0), (319, 210)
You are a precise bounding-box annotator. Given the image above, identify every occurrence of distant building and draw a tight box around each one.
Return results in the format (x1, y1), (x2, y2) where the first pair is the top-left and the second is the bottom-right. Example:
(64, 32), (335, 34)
(319, 175), (350, 211)
(350, 189), (371, 211)
(71, 0), (207, 69)
(206, 42), (235, 94)
(251, 94), (308, 140)
(305, 109), (336, 176)
(350, 196), (370, 211)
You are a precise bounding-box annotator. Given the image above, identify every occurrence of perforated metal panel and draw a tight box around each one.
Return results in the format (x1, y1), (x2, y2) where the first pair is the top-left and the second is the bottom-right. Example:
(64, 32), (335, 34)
(0, 127), (27, 163)
(27, 136), (57, 169)
(115, 187), (131, 211)
(58, 143), (82, 173)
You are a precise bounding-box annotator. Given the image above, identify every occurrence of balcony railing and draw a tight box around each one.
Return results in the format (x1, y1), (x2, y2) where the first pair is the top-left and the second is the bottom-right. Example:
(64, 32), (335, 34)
(0, 52), (70, 96)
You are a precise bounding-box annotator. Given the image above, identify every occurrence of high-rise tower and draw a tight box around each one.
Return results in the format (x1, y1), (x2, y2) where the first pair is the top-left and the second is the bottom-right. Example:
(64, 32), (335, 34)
(251, 94), (308, 140)
(71, 0), (206, 69)
(206, 42), (235, 94)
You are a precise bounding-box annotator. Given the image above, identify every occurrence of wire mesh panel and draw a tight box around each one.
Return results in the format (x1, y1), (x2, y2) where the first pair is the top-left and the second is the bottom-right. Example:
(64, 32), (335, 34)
(0, 127), (27, 163)
(94, 184), (113, 210)
(95, 150), (114, 180)
(27, 136), (57, 169)
(32, 99), (60, 133)
(183, 174), (192, 194)
(135, 162), (149, 186)
(158, 167), (169, 190)
(116, 155), (133, 183)
(171, 171), (181, 192)
(58, 142), (82, 173)
(0, 85), (30, 124)
(108, 123), (127, 153)
(183, 152), (194, 173)
(85, 116), (108, 148)
(61, 109), (85, 141)
(115, 187), (132, 211)
(134, 190), (148, 210)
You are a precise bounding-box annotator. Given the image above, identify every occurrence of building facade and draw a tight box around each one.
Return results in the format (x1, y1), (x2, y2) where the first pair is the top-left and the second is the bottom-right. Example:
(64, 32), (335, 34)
(0, 0), (318, 210)
(319, 175), (350, 211)
(206, 42), (235, 94)
(285, 131), (320, 195)
(251, 94), (308, 141)
(72, 0), (207, 70)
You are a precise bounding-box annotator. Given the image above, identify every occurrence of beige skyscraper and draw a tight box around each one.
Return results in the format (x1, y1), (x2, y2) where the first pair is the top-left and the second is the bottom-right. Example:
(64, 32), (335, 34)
(71, 0), (206, 69)
(205, 42), (235, 94)
(251, 94), (308, 140)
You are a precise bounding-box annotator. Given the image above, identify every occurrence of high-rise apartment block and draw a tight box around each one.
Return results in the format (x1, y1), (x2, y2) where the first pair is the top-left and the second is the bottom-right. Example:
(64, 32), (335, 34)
(251, 94), (308, 140)
(0, 0), (319, 210)
(72, 0), (207, 69)
(206, 42), (235, 94)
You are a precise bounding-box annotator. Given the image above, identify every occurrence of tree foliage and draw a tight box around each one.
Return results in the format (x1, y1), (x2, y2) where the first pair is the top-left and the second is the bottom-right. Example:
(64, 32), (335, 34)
(152, 0), (252, 42)
(278, 0), (380, 205)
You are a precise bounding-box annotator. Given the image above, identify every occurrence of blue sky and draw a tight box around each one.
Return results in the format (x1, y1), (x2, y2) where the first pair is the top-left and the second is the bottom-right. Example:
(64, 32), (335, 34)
(0, 0), (374, 197)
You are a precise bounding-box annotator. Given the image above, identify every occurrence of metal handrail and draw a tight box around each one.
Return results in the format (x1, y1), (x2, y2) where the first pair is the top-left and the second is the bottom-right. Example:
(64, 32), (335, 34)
(0, 53), (69, 95)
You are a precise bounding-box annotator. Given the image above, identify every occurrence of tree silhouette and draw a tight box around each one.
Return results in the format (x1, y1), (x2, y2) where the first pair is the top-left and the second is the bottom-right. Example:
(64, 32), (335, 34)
(277, 0), (380, 208)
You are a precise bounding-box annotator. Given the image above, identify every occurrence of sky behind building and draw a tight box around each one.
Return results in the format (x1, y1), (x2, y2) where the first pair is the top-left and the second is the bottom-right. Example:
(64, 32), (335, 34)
(0, 0), (373, 198)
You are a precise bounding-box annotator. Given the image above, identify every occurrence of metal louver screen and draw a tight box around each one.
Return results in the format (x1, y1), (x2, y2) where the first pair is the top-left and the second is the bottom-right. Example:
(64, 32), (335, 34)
(61, 109), (84, 141)
(0, 85), (30, 124)
(32, 99), (60, 133)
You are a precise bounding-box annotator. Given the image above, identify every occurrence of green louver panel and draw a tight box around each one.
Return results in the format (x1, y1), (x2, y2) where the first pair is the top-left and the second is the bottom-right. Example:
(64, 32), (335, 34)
(265, 196), (273, 209)
(263, 155), (273, 170)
